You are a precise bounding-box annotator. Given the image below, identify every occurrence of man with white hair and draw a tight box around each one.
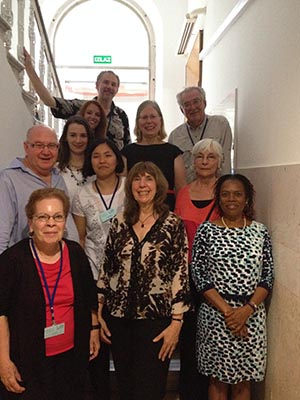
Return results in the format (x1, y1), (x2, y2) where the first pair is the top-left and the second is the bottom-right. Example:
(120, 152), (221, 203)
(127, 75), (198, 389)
(169, 86), (232, 182)
(0, 124), (79, 253)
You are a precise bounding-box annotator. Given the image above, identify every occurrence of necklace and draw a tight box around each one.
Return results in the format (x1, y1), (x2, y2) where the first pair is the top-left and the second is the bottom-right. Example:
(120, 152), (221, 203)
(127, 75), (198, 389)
(68, 163), (83, 171)
(221, 216), (247, 229)
(67, 166), (87, 186)
(139, 213), (154, 228)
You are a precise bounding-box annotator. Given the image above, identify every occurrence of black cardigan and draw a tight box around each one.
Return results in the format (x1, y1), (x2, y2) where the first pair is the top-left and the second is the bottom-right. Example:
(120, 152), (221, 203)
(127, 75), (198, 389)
(0, 238), (98, 383)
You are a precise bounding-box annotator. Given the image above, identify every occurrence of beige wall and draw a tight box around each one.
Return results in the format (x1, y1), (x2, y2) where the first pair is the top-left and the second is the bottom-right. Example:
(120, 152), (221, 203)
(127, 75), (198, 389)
(241, 165), (300, 399)
(201, 1), (300, 398)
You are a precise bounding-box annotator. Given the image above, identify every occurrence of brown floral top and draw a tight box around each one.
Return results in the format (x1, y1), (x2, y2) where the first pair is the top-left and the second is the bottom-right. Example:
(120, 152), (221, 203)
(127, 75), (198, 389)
(97, 211), (190, 319)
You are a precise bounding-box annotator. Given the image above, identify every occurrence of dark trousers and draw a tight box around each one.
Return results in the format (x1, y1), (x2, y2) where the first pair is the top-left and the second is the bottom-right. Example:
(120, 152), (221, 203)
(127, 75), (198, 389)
(179, 310), (209, 400)
(0, 348), (86, 400)
(107, 316), (170, 400)
(88, 341), (111, 400)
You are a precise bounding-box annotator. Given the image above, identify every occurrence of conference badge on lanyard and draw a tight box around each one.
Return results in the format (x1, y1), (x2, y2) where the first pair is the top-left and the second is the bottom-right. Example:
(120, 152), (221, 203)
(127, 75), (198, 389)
(30, 239), (66, 340)
(100, 208), (116, 222)
(44, 322), (65, 339)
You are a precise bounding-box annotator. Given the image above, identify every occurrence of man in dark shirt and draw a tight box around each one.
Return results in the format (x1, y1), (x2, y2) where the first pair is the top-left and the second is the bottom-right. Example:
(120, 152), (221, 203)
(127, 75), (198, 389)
(23, 48), (130, 150)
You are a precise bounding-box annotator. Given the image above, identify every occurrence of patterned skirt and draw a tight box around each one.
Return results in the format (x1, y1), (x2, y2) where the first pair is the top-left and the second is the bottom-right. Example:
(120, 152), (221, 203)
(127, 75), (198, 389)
(196, 301), (267, 384)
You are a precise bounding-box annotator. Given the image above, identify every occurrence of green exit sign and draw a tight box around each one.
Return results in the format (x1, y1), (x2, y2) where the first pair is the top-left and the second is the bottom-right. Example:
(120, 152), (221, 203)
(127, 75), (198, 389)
(93, 55), (112, 64)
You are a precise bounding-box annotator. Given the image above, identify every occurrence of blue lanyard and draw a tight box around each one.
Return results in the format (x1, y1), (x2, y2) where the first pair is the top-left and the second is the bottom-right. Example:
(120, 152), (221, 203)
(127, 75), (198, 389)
(31, 239), (63, 325)
(95, 176), (119, 211)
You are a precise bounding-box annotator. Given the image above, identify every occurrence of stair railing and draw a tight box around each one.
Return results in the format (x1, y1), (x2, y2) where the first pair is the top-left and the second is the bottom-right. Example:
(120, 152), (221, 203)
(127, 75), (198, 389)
(0, 0), (64, 134)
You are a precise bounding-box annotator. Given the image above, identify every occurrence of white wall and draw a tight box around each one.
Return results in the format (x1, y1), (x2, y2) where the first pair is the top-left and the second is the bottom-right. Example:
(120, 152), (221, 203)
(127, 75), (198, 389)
(201, 1), (300, 398)
(152, 0), (188, 133)
(202, 0), (300, 169)
(0, 41), (33, 169)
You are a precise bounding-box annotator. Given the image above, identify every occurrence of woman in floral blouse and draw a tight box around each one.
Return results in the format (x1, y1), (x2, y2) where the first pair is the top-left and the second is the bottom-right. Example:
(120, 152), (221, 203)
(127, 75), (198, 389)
(97, 161), (190, 400)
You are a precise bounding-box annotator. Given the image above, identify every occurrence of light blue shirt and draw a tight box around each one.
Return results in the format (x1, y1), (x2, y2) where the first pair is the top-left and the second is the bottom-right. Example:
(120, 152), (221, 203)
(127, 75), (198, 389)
(0, 157), (79, 254)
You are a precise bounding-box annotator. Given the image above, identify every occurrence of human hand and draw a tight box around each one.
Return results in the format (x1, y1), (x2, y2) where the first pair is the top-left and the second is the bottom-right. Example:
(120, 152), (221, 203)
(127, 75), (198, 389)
(236, 325), (248, 337)
(97, 316), (112, 345)
(152, 321), (182, 362)
(0, 359), (25, 393)
(23, 47), (33, 70)
(89, 329), (100, 360)
(224, 306), (252, 335)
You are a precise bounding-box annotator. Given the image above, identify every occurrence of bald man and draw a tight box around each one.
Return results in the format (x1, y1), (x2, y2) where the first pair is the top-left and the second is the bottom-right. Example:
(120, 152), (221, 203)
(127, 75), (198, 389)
(0, 124), (79, 253)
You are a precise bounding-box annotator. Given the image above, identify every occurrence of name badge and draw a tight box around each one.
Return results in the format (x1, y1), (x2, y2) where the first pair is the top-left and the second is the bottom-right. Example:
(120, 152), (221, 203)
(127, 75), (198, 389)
(100, 208), (116, 222)
(44, 322), (65, 339)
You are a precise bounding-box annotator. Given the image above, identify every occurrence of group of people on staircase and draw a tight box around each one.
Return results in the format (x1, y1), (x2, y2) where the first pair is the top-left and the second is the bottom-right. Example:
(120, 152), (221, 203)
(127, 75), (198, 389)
(0, 49), (274, 400)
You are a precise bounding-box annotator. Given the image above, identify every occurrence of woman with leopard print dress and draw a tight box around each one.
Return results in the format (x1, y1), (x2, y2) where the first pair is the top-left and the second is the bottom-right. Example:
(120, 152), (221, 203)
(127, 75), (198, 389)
(191, 174), (274, 400)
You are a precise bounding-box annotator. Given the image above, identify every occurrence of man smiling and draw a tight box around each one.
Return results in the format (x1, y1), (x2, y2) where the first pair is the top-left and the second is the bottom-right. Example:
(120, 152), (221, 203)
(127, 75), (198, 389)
(169, 86), (232, 182)
(0, 124), (79, 253)
(23, 48), (131, 151)
(51, 71), (131, 151)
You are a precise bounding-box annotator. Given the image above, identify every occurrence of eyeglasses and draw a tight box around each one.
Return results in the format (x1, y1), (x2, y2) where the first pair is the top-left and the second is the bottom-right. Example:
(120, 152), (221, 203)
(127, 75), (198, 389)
(33, 213), (65, 223)
(27, 142), (59, 151)
(182, 98), (203, 110)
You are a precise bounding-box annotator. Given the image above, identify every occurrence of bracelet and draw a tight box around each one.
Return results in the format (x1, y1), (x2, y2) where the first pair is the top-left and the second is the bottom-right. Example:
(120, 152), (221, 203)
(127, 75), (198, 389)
(91, 324), (101, 330)
(246, 301), (257, 313)
(172, 318), (184, 323)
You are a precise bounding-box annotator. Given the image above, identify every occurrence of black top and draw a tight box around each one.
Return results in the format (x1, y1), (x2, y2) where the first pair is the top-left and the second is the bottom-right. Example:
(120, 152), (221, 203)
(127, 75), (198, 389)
(191, 199), (213, 208)
(0, 238), (97, 384)
(122, 142), (182, 210)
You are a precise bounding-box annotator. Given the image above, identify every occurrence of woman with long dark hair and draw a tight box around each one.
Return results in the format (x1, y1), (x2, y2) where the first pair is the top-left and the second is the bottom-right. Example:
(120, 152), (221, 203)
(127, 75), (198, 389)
(97, 161), (190, 400)
(57, 115), (94, 200)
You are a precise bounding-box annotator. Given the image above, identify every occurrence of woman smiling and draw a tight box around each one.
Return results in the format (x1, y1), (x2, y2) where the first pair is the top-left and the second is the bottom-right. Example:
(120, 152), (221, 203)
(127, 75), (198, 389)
(97, 161), (190, 400)
(122, 100), (186, 210)
(0, 188), (99, 400)
(191, 174), (274, 400)
(57, 115), (94, 201)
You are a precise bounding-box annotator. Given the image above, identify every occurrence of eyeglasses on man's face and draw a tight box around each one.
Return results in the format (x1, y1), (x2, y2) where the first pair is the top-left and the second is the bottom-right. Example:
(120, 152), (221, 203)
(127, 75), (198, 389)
(33, 213), (65, 223)
(27, 142), (59, 151)
(182, 98), (203, 110)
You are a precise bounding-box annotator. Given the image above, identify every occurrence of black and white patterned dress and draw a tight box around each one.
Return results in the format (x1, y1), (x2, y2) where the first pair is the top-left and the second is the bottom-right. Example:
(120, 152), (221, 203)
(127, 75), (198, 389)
(191, 221), (274, 384)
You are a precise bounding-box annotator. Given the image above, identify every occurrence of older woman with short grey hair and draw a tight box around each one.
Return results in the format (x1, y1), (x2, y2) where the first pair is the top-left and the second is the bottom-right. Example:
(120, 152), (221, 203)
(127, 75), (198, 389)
(175, 138), (223, 232)
(175, 138), (223, 400)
